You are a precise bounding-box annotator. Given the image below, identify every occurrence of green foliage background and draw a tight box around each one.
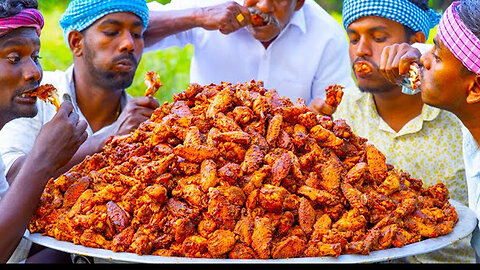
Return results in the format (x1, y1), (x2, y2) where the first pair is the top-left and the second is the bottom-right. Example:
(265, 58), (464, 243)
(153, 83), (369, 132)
(37, 0), (449, 102)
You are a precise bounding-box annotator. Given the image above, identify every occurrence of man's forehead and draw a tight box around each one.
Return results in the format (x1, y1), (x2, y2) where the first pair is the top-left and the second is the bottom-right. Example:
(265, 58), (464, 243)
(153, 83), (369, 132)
(94, 12), (143, 27)
(348, 16), (403, 32)
(0, 28), (40, 48)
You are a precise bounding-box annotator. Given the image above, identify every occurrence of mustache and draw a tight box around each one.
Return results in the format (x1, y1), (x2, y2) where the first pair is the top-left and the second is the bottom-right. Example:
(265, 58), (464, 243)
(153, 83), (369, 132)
(248, 7), (280, 26)
(111, 53), (138, 67)
(14, 82), (40, 96)
(352, 57), (379, 71)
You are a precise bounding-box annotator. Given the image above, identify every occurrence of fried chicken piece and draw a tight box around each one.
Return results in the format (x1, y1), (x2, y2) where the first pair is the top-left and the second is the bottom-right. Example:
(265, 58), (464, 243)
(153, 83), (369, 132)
(229, 243), (257, 259)
(298, 197), (316, 235)
(309, 124), (343, 148)
(144, 71), (163, 97)
(24, 84), (61, 111)
(212, 130), (251, 145)
(324, 84), (344, 108)
(207, 229), (237, 257)
(297, 186), (339, 206)
(63, 176), (90, 208)
(206, 88), (234, 118)
(252, 216), (275, 259)
(365, 143), (388, 184)
(241, 144), (265, 175)
(181, 235), (209, 258)
(266, 114), (283, 147)
(304, 242), (342, 257)
(200, 159), (218, 192)
(106, 201), (130, 233)
(270, 152), (292, 186)
(272, 236), (306, 259)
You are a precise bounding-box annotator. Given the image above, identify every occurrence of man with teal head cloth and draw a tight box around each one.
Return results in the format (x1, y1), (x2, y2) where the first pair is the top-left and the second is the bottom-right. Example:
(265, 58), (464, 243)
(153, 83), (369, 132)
(0, 0), (160, 205)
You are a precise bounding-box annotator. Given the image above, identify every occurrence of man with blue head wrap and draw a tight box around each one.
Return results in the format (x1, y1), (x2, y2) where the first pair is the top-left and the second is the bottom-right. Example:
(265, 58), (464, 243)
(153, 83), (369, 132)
(311, 0), (474, 263)
(0, 4), (160, 262)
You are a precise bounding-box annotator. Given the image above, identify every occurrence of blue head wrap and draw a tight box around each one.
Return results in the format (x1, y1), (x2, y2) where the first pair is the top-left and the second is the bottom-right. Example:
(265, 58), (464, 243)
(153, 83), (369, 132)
(59, 0), (149, 41)
(342, 0), (442, 40)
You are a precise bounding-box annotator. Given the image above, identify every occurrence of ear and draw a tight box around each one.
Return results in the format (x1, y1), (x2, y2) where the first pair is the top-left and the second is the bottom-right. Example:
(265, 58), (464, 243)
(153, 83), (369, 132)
(67, 30), (84, 57)
(409, 31), (426, 44)
(294, 0), (305, 11)
(466, 74), (480, 104)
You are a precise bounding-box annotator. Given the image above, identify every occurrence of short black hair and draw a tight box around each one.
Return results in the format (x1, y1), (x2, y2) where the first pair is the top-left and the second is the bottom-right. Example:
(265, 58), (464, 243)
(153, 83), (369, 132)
(0, 0), (38, 19)
(458, 0), (480, 38)
(403, 0), (430, 40)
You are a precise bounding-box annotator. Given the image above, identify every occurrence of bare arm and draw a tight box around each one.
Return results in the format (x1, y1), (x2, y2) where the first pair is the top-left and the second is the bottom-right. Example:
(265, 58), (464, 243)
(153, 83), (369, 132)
(144, 1), (251, 48)
(0, 102), (87, 262)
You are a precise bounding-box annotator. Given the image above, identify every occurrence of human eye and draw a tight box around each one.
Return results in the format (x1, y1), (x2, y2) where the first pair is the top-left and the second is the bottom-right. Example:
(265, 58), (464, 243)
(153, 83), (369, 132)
(6, 53), (20, 64)
(32, 54), (42, 63)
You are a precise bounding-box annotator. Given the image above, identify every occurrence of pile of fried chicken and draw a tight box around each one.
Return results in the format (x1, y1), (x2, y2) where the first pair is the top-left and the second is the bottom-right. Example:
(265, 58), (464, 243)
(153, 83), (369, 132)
(28, 80), (457, 259)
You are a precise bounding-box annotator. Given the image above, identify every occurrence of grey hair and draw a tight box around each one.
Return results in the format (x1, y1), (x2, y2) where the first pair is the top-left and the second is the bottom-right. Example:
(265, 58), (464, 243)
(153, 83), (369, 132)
(0, 0), (38, 19)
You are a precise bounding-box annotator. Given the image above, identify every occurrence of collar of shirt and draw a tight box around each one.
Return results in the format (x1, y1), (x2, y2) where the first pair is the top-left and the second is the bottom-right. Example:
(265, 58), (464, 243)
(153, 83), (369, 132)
(349, 88), (441, 137)
(43, 65), (131, 136)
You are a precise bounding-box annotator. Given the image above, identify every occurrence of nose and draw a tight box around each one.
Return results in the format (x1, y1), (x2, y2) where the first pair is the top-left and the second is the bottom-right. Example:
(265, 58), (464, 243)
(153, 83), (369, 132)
(256, 0), (274, 13)
(355, 37), (372, 58)
(23, 58), (42, 83)
(118, 31), (135, 53)
(420, 52), (430, 70)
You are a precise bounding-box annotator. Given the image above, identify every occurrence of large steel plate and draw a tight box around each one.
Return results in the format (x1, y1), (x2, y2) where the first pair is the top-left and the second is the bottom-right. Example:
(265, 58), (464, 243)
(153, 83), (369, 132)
(25, 200), (477, 264)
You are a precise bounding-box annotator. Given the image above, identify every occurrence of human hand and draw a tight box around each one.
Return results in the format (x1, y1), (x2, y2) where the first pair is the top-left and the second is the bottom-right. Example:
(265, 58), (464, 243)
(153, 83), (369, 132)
(308, 98), (336, 116)
(114, 96), (159, 136)
(31, 101), (88, 170)
(380, 43), (422, 85)
(199, 1), (251, 34)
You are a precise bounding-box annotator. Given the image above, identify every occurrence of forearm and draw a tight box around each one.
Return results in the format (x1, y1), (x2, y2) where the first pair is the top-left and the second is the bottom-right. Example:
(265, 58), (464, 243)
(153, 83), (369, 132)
(144, 8), (203, 48)
(0, 152), (53, 263)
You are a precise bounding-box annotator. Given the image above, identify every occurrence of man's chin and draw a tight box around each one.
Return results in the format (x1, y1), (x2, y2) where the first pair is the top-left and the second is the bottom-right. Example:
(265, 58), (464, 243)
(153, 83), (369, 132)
(247, 26), (279, 43)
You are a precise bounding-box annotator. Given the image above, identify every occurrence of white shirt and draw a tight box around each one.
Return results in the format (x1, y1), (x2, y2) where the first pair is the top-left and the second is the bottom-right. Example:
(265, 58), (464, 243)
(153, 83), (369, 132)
(0, 158), (8, 199)
(0, 65), (131, 177)
(1, 158), (32, 264)
(146, 0), (355, 103)
(463, 126), (480, 257)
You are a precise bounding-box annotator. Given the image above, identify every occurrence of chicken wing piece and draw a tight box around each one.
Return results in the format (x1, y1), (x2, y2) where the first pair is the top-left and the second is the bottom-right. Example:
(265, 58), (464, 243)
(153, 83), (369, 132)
(206, 88), (234, 118)
(174, 144), (220, 163)
(270, 152), (292, 186)
(212, 131), (251, 145)
(229, 243), (257, 259)
(144, 71), (163, 97)
(181, 235), (209, 258)
(324, 84), (344, 108)
(215, 112), (242, 132)
(266, 114), (283, 147)
(200, 159), (218, 192)
(297, 186), (339, 206)
(252, 216), (275, 259)
(241, 144), (265, 175)
(304, 242), (342, 257)
(298, 197), (316, 235)
(272, 236), (306, 259)
(365, 143), (388, 184)
(207, 229), (237, 257)
(309, 124), (343, 148)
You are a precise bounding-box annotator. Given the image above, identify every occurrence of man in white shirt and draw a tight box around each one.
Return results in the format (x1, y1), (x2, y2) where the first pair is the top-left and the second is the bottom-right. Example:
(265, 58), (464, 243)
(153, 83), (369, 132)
(0, 0), (87, 263)
(0, 0), (160, 186)
(144, 0), (355, 104)
(380, 0), (480, 262)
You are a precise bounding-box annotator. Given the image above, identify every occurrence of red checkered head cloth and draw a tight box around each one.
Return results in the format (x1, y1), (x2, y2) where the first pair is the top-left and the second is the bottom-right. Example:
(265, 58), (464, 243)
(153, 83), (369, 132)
(438, 1), (480, 74)
(0, 8), (44, 38)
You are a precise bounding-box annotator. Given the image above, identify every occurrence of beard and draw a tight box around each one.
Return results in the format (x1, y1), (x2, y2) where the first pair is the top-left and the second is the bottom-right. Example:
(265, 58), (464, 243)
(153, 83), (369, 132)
(83, 42), (139, 90)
